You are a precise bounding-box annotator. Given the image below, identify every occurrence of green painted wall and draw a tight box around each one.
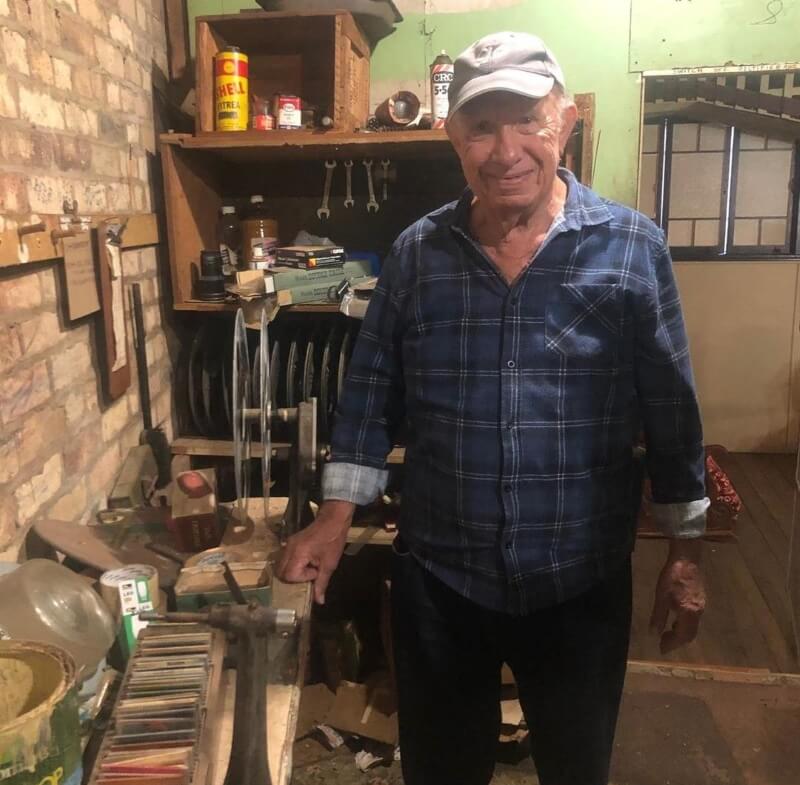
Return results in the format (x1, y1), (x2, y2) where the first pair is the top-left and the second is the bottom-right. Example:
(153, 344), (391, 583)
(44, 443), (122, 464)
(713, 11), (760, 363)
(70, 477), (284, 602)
(630, 0), (800, 71)
(186, 0), (800, 206)
(370, 1), (639, 204)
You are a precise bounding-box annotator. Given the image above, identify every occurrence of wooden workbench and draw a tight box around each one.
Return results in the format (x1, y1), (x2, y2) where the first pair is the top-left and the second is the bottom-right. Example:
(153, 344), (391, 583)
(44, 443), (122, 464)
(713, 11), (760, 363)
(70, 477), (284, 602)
(211, 497), (313, 785)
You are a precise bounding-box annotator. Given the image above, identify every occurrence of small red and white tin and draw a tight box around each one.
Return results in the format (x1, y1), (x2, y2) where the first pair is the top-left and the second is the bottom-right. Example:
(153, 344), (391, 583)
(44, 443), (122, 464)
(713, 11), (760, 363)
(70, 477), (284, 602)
(273, 94), (302, 130)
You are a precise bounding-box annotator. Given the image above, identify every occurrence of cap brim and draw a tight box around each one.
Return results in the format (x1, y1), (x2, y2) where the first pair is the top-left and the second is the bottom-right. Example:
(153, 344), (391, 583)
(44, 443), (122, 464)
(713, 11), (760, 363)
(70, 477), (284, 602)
(448, 71), (555, 117)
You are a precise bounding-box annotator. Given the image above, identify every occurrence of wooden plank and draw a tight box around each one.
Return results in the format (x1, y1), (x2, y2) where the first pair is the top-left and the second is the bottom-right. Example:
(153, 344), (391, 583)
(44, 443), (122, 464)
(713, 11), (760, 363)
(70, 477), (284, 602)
(164, 0), (189, 81)
(721, 453), (790, 572)
(171, 436), (406, 464)
(735, 453), (794, 541)
(644, 100), (800, 142)
(626, 659), (800, 685)
(0, 213), (159, 268)
(630, 538), (795, 672)
(160, 139), (222, 307)
(94, 221), (131, 401)
(173, 301), (344, 313)
(345, 525), (395, 547)
(764, 453), (797, 494)
(162, 130), (457, 163)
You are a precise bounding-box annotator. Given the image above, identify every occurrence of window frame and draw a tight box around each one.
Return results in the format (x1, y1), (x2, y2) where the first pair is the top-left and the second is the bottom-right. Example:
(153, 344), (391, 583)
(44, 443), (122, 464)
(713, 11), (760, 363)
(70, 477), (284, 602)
(646, 116), (800, 261)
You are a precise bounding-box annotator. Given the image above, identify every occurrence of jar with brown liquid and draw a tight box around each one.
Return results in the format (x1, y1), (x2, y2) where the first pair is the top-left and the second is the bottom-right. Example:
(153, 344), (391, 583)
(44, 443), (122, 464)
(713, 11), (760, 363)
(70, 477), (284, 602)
(241, 195), (279, 269)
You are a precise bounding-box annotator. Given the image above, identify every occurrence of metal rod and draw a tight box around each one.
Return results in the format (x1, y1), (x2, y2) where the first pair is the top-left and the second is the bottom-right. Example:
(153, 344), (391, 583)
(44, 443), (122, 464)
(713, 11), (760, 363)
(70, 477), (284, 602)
(720, 126), (739, 256)
(131, 283), (153, 431)
(221, 560), (248, 605)
(655, 118), (673, 231)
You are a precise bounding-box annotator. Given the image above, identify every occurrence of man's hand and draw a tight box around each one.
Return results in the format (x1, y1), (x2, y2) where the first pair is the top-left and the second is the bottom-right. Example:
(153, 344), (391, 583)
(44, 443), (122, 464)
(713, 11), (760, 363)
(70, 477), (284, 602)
(275, 500), (355, 605)
(649, 538), (706, 654)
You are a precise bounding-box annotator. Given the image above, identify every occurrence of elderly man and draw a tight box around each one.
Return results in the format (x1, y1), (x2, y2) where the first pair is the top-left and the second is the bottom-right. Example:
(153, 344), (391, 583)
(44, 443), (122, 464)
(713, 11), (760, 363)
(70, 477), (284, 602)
(279, 32), (709, 785)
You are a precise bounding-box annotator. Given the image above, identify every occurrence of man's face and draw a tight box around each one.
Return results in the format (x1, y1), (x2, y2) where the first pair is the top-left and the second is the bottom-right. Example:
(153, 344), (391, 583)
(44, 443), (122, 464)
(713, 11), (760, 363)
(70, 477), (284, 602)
(446, 91), (577, 215)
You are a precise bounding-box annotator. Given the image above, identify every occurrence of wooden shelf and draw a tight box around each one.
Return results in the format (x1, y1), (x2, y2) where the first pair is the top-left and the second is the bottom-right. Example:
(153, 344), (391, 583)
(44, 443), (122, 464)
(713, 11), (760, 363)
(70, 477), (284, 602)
(161, 130), (456, 163)
(172, 436), (405, 464)
(173, 301), (343, 314)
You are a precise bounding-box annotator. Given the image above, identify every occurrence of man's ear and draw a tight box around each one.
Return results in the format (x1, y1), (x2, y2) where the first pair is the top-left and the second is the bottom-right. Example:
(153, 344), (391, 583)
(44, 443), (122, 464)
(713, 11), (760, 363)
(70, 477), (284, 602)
(559, 102), (579, 153)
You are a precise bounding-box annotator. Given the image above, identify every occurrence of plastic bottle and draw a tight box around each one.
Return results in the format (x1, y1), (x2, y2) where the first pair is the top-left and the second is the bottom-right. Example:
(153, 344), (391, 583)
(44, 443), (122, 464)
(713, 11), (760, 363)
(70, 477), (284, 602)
(218, 205), (242, 273)
(241, 195), (279, 269)
(430, 50), (454, 129)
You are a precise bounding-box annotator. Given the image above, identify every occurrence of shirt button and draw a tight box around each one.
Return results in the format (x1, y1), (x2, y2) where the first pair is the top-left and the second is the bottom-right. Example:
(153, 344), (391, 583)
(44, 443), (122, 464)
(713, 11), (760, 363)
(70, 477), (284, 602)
(505, 542), (513, 549)
(511, 297), (519, 306)
(503, 484), (512, 493)
(506, 422), (514, 430)
(506, 360), (516, 369)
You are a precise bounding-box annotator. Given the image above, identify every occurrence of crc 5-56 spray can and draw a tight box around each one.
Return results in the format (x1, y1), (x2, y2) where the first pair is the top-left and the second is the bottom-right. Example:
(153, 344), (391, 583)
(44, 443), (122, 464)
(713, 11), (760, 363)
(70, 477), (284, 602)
(430, 50), (454, 129)
(215, 47), (249, 131)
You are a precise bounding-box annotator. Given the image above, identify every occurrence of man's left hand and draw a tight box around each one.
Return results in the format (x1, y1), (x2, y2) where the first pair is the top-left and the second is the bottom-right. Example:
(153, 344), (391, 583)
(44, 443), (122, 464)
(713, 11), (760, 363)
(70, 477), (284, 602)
(649, 538), (706, 654)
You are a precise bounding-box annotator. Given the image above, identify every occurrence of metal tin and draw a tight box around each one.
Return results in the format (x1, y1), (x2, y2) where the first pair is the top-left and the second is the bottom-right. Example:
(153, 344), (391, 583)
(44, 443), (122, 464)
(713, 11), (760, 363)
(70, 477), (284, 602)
(273, 94), (302, 130)
(215, 46), (249, 131)
(430, 50), (453, 129)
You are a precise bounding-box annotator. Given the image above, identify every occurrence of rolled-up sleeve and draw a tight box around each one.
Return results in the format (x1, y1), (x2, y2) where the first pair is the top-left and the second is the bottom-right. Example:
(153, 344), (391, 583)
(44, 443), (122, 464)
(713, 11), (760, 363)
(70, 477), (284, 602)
(634, 236), (708, 538)
(322, 249), (408, 505)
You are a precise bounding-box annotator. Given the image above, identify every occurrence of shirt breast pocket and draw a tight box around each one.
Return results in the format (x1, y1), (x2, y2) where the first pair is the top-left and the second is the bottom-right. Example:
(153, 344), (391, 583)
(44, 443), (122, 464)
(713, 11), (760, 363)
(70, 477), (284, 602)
(545, 283), (621, 363)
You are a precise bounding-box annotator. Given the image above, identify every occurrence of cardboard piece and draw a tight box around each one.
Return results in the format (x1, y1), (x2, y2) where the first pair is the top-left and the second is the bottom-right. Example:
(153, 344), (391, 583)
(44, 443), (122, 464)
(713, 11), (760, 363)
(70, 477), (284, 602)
(63, 233), (100, 319)
(323, 678), (398, 746)
(501, 699), (523, 727)
(295, 683), (337, 740)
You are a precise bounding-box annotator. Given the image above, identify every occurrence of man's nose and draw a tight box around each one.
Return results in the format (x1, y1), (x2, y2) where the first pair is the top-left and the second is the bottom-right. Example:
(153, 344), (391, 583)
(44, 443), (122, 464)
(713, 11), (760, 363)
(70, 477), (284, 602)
(489, 126), (522, 165)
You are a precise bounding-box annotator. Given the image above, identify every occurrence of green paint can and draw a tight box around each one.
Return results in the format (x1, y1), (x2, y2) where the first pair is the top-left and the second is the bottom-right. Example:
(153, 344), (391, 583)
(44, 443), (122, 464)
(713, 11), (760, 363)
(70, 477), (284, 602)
(0, 641), (81, 785)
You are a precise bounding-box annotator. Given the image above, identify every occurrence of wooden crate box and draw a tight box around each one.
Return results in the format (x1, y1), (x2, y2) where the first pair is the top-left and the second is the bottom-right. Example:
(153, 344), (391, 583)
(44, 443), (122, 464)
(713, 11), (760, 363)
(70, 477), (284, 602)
(195, 11), (370, 134)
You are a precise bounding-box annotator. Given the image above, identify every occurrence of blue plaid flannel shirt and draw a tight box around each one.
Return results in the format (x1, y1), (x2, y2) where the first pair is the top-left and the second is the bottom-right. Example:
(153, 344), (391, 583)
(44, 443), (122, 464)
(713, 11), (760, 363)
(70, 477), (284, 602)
(323, 169), (709, 614)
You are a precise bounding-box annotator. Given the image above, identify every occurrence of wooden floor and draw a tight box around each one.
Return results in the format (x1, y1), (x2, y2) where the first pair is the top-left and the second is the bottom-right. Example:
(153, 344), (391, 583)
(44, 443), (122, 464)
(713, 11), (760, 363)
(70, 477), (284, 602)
(629, 452), (798, 673)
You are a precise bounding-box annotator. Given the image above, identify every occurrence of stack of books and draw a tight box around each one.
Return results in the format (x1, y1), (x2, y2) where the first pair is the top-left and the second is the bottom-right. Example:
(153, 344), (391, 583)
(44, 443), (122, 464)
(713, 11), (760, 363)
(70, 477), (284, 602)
(266, 248), (373, 305)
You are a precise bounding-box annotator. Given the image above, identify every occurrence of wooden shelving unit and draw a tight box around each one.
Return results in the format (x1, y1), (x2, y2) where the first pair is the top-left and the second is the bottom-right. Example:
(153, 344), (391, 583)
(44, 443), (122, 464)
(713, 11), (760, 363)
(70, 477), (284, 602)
(163, 129), (455, 163)
(160, 129), (459, 311)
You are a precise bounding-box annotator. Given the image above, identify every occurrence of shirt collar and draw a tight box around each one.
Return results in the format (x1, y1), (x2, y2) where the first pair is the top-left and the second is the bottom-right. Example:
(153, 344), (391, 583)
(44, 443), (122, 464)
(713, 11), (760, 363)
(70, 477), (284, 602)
(450, 167), (613, 233)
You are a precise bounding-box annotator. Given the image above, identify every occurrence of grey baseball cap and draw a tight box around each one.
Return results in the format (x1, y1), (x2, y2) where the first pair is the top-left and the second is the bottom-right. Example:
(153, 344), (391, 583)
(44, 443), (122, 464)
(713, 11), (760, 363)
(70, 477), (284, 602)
(447, 32), (566, 117)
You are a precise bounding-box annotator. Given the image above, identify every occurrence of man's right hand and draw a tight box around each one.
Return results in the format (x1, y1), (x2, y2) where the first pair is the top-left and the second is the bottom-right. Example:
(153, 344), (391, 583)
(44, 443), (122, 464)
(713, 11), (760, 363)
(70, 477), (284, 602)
(275, 500), (355, 605)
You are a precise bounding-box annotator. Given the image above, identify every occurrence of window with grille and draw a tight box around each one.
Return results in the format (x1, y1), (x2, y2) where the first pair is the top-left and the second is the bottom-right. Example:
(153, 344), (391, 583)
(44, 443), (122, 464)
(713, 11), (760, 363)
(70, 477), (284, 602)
(638, 70), (800, 259)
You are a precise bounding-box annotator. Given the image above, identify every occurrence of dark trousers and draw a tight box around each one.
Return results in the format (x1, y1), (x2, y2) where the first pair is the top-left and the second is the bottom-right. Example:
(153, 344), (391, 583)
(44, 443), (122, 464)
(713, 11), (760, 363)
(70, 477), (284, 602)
(390, 544), (632, 785)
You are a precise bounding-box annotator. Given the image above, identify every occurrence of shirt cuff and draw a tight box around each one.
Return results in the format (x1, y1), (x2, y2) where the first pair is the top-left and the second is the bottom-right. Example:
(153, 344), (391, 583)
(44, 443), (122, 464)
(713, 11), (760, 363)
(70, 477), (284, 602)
(650, 497), (710, 538)
(322, 462), (388, 506)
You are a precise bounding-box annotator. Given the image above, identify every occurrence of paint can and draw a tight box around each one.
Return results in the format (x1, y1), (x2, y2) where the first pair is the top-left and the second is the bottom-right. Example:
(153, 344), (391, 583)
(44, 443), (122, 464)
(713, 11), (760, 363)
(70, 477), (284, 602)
(430, 50), (453, 129)
(0, 641), (81, 785)
(215, 46), (249, 131)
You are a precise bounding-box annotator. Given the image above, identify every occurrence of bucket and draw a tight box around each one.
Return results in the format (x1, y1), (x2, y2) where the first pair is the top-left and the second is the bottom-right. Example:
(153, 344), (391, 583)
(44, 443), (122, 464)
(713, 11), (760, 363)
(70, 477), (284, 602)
(0, 641), (81, 785)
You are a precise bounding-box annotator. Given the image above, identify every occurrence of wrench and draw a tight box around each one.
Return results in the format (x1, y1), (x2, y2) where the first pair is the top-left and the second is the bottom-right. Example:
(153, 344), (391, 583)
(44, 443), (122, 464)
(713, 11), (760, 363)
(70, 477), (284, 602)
(317, 159), (336, 219)
(380, 159), (390, 201)
(343, 160), (354, 207)
(363, 159), (379, 213)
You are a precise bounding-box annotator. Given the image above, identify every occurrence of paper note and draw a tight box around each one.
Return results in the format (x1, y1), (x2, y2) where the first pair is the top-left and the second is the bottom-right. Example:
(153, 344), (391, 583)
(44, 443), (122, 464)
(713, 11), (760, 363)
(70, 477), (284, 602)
(63, 233), (100, 320)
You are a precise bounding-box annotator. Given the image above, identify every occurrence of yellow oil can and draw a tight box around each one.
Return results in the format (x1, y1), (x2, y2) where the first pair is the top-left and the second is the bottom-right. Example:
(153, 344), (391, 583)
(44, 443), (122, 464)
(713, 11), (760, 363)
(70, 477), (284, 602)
(215, 47), (249, 131)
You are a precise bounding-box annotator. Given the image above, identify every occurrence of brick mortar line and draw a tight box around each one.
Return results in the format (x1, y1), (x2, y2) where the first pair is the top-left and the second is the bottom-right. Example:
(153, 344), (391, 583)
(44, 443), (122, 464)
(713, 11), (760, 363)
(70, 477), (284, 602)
(0, 18), (156, 60)
(0, 167), (152, 190)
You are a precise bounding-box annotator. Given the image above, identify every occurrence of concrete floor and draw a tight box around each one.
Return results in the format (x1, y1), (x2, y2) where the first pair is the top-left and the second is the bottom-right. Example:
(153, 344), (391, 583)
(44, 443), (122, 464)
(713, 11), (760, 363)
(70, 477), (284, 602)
(291, 735), (538, 784)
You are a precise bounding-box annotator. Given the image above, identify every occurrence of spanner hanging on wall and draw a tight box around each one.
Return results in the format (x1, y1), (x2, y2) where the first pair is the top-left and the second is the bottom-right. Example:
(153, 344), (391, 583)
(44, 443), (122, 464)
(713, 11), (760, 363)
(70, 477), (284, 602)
(344, 160), (354, 207)
(317, 159), (337, 219)
(363, 159), (379, 213)
(381, 160), (391, 202)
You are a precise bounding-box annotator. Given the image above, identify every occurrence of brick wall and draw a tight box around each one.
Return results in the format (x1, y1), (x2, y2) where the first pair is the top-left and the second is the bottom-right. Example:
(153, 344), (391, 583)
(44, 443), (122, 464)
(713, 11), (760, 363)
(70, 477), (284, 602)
(0, 0), (173, 556)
